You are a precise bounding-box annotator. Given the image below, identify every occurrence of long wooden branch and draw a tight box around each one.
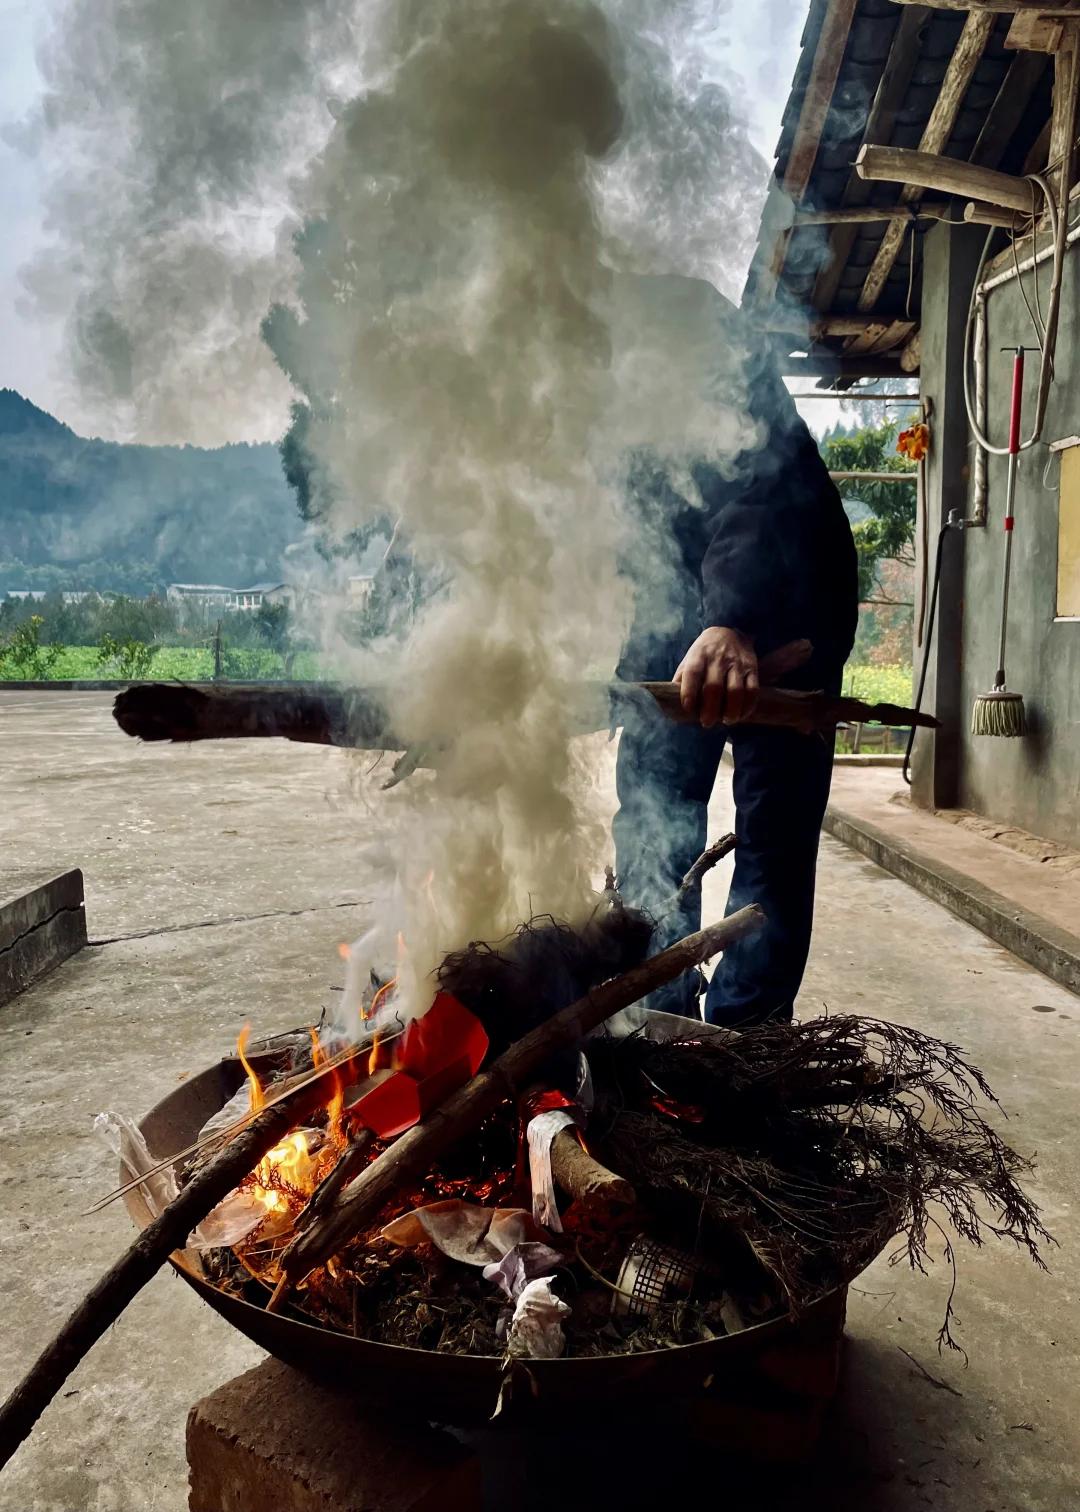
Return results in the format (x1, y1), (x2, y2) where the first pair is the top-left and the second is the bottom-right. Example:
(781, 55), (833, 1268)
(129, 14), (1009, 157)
(0, 1057), (360, 1471)
(113, 651), (936, 754)
(269, 905), (766, 1304)
(627, 683), (938, 735)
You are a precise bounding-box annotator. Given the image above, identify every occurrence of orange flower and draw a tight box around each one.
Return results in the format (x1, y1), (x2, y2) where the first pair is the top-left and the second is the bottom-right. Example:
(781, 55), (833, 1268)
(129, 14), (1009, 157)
(897, 423), (929, 463)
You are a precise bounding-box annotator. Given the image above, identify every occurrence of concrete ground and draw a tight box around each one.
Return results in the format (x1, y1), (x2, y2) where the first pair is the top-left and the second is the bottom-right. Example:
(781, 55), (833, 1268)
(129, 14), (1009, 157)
(1, 691), (1077, 1512)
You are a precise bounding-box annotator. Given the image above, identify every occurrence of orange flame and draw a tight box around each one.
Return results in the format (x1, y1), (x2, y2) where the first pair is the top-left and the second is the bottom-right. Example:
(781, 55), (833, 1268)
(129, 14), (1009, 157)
(236, 1025), (265, 1114)
(368, 1031), (381, 1079)
(310, 1026), (346, 1150)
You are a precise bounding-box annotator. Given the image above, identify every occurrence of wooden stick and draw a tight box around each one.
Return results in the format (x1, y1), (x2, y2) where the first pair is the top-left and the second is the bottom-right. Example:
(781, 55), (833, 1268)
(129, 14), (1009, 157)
(270, 906), (766, 1303)
(293, 1129), (376, 1233)
(550, 1129), (636, 1214)
(627, 683), (939, 735)
(856, 145), (1038, 216)
(674, 834), (738, 905)
(0, 1057), (361, 1471)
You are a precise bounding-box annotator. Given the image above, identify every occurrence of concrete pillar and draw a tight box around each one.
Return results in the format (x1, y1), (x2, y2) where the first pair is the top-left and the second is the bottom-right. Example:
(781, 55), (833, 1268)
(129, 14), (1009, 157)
(910, 222), (986, 811)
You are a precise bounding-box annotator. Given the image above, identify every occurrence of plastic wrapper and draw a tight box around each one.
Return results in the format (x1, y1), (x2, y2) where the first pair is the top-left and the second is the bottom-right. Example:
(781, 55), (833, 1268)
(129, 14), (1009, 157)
(381, 1200), (543, 1267)
(93, 1111), (267, 1252)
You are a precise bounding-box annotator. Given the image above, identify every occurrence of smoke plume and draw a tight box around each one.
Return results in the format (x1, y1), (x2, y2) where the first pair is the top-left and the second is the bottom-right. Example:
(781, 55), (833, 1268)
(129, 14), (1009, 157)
(15, 0), (770, 1022)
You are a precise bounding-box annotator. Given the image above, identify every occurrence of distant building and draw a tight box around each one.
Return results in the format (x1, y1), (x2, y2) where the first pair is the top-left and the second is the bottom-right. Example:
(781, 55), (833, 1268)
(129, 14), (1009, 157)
(347, 574), (375, 609)
(166, 582), (294, 613)
(4, 590), (97, 604)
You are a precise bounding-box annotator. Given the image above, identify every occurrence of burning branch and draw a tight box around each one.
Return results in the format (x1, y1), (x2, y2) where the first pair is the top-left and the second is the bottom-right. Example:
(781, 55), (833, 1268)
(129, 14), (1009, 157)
(0, 1054), (363, 1470)
(268, 904), (766, 1309)
(113, 668), (936, 752)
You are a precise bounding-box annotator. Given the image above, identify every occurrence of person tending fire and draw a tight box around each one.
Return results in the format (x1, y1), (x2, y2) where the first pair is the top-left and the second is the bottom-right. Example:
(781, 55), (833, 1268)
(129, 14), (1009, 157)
(613, 275), (859, 1027)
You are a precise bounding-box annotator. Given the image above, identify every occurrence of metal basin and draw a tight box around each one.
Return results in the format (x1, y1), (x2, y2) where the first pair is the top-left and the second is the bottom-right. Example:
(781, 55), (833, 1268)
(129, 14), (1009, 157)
(125, 1054), (850, 1424)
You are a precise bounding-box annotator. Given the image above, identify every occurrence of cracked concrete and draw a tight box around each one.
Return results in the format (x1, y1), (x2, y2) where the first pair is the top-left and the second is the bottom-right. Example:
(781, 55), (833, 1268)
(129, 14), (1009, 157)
(0, 690), (1077, 1512)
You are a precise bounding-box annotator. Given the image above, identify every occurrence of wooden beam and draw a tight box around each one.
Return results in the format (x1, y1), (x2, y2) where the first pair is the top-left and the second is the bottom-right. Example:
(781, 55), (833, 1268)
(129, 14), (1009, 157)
(757, 0), (860, 305)
(795, 201), (951, 224)
(1049, 20), (1080, 203)
(886, 0), (1080, 11)
(962, 201), (1028, 227)
(1006, 12), (1065, 50)
(971, 50), (1050, 169)
(812, 5), (932, 316)
(766, 312), (908, 337)
(833, 317), (917, 357)
(857, 11), (997, 313)
(856, 145), (1040, 213)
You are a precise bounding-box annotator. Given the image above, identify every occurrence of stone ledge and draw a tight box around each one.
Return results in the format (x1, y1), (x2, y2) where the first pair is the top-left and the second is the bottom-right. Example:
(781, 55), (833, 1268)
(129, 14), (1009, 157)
(0, 869), (87, 1007)
(823, 806), (1080, 995)
(187, 1358), (481, 1512)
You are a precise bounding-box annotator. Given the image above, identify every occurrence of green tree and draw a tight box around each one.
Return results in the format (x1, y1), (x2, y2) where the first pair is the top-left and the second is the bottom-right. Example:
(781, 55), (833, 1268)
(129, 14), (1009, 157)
(821, 420), (917, 601)
(97, 633), (160, 680)
(0, 616), (62, 679)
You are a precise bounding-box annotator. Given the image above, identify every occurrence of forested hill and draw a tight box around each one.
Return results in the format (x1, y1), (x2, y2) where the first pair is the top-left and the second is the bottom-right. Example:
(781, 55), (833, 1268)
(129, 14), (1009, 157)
(0, 390), (300, 594)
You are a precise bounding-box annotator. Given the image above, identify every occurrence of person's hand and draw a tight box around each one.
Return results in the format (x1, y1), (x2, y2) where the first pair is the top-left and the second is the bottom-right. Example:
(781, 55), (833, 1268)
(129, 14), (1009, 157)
(674, 627), (759, 729)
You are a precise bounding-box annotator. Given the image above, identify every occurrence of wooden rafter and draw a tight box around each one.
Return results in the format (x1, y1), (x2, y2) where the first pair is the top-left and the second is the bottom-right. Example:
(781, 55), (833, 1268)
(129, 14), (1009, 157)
(886, 0), (1080, 11)
(795, 201), (950, 224)
(755, 0), (859, 306)
(971, 49), (1050, 168)
(856, 145), (1037, 212)
(811, 4), (932, 317)
(856, 10), (997, 313)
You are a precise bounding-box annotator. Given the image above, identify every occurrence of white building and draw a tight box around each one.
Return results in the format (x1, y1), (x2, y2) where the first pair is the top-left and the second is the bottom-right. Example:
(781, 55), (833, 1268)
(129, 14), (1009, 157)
(166, 582), (294, 613)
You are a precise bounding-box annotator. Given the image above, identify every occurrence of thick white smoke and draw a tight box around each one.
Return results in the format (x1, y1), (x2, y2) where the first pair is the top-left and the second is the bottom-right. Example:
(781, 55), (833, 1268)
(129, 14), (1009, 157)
(14, 0), (771, 1024)
(267, 0), (763, 1019)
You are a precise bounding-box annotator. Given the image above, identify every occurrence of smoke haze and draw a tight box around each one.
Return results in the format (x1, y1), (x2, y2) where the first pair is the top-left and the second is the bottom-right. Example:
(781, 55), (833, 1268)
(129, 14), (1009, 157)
(10, 0), (773, 1022)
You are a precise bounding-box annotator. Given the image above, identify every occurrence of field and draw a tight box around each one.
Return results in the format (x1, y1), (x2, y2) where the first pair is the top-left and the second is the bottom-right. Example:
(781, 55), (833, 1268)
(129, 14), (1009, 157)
(3, 649), (916, 709)
(0, 645), (324, 681)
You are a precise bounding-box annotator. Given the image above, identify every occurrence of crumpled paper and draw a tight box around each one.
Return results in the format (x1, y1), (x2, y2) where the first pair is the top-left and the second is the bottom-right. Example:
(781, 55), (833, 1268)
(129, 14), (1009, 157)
(381, 1200), (543, 1267)
(505, 1277), (571, 1360)
(93, 1110), (267, 1252)
(526, 1110), (577, 1232)
(482, 1242), (565, 1299)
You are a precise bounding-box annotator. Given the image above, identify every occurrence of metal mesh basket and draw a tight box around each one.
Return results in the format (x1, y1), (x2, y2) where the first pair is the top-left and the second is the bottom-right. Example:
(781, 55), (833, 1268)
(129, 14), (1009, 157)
(612, 1235), (702, 1319)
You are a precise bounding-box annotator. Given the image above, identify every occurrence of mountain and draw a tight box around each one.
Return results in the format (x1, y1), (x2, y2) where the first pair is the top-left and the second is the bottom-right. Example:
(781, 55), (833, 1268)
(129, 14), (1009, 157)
(0, 390), (302, 595)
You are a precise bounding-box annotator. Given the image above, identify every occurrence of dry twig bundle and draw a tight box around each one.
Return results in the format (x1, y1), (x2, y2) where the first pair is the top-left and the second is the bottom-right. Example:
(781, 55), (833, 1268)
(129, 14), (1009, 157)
(585, 1015), (1050, 1348)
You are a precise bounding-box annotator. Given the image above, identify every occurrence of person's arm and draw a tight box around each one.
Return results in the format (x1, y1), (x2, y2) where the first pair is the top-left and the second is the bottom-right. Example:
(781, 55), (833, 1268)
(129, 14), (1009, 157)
(678, 357), (841, 728)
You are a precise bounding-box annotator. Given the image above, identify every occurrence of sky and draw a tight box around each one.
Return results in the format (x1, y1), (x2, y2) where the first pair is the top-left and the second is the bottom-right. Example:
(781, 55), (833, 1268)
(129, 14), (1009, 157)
(0, 0), (808, 440)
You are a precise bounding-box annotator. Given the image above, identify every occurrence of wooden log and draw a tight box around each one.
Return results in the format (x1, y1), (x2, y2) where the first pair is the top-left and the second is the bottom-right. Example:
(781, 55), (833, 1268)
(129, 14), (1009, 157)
(113, 681), (397, 749)
(963, 201), (1029, 228)
(0, 1055), (361, 1471)
(855, 145), (1039, 215)
(293, 1129), (376, 1233)
(269, 906), (767, 1302)
(550, 1128), (636, 1213)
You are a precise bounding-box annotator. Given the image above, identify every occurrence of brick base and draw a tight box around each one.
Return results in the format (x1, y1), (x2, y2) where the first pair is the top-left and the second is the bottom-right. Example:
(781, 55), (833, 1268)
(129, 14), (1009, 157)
(187, 1359), (481, 1512)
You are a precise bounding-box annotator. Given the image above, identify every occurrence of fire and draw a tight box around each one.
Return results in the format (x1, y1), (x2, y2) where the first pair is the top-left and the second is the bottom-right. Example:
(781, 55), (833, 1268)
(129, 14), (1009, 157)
(236, 1025), (265, 1114)
(234, 1023), (353, 1231)
(310, 1026), (346, 1150)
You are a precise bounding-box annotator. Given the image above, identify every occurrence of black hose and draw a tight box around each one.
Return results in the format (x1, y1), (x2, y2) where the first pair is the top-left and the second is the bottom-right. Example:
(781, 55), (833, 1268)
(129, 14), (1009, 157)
(903, 519), (956, 787)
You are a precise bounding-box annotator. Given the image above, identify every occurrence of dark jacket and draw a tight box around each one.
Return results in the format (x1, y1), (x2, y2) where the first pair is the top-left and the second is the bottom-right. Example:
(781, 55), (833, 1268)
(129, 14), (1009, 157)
(618, 293), (858, 686)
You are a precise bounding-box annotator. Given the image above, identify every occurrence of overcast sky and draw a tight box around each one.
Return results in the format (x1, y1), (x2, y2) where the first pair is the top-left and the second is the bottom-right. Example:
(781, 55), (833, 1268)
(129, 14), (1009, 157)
(0, 0), (806, 440)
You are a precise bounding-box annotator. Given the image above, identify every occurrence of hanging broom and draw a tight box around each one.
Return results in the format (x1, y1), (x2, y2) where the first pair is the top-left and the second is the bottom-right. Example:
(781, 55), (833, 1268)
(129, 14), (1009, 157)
(972, 346), (1028, 738)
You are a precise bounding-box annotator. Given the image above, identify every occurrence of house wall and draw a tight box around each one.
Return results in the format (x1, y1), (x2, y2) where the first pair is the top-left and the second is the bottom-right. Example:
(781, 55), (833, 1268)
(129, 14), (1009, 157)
(919, 222), (1080, 848)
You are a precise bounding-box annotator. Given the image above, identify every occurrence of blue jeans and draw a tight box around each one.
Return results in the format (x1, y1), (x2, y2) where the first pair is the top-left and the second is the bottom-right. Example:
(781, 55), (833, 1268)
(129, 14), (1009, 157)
(613, 681), (838, 1027)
